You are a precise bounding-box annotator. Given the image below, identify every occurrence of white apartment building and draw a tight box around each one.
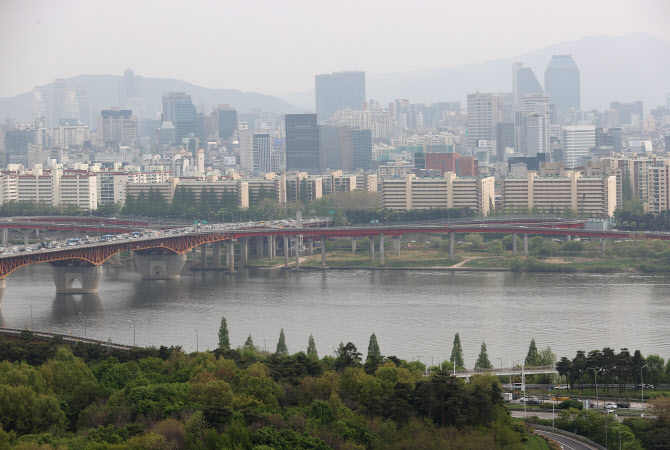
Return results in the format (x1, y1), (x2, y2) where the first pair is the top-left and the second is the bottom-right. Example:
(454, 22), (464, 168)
(501, 171), (616, 217)
(380, 173), (495, 214)
(52, 125), (90, 149)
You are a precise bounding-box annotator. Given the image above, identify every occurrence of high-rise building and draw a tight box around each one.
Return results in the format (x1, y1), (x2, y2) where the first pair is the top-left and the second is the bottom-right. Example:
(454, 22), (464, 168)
(512, 63), (543, 108)
(315, 71), (365, 121)
(286, 114), (319, 171)
(217, 107), (237, 143)
(466, 93), (504, 148)
(161, 92), (196, 143)
(123, 68), (139, 106)
(610, 101), (643, 125)
(239, 131), (271, 174)
(496, 122), (515, 161)
(520, 94), (550, 157)
(545, 55), (580, 111)
(98, 108), (138, 147)
(562, 125), (595, 168)
(352, 129), (372, 171)
(665, 134), (670, 152)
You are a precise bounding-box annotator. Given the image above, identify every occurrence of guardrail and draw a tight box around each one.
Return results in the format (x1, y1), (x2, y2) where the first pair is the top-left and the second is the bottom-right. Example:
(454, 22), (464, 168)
(532, 424), (606, 450)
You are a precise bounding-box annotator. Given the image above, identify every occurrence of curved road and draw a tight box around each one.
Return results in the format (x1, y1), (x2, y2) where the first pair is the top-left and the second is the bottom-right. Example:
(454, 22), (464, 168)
(535, 430), (599, 450)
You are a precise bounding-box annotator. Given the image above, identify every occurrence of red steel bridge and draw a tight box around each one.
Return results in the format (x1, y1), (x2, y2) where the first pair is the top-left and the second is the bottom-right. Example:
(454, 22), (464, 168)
(0, 219), (667, 294)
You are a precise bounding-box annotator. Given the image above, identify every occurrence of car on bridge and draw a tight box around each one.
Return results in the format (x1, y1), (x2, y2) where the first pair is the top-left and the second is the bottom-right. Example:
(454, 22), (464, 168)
(553, 384), (570, 390)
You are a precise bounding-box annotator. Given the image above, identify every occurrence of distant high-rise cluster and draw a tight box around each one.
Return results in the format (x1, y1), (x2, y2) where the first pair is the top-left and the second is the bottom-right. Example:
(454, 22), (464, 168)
(544, 55), (580, 111)
(315, 71), (365, 121)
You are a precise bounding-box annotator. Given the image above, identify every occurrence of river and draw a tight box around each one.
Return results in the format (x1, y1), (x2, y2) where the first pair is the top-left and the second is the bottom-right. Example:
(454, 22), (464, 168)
(1, 263), (669, 367)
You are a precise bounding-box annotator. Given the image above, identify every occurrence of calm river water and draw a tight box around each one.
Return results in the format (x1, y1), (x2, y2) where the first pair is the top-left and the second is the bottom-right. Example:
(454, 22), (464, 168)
(1, 263), (669, 367)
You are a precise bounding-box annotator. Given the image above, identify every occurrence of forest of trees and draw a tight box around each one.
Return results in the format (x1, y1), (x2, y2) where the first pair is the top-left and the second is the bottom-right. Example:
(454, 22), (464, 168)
(0, 332), (530, 449)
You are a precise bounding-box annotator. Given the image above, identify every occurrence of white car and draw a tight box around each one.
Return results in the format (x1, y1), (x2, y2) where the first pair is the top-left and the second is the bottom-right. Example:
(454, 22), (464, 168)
(605, 403), (617, 410)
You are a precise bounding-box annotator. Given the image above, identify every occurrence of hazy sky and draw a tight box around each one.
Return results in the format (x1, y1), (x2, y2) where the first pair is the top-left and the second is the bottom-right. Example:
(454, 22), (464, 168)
(1, 0), (669, 98)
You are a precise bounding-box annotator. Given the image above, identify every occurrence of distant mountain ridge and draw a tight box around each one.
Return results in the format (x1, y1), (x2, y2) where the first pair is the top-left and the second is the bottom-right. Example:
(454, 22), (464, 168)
(0, 74), (303, 124)
(284, 33), (670, 113)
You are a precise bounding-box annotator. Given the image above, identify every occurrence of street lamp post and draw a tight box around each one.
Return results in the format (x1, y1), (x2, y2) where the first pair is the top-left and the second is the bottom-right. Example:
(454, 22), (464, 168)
(641, 364), (648, 405)
(587, 368), (600, 409)
(25, 305), (33, 330)
(497, 358), (503, 385)
(191, 328), (198, 352)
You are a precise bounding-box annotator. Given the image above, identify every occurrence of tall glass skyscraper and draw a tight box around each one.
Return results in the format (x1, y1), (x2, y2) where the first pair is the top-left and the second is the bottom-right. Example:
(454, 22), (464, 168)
(286, 114), (319, 172)
(161, 92), (196, 143)
(544, 55), (580, 111)
(512, 62), (543, 108)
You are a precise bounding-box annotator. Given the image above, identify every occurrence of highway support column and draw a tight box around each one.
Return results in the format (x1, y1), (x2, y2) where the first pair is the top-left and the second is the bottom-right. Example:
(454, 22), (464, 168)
(352, 239), (356, 253)
(512, 233), (518, 256)
(449, 232), (455, 260)
(283, 235), (289, 268)
(23, 230), (30, 249)
(379, 234), (385, 267)
(393, 236), (401, 256)
(369, 237), (375, 263)
(294, 236), (301, 271)
(191, 247), (198, 266)
(308, 240), (314, 256)
(227, 240), (236, 273)
(523, 233), (528, 257)
(256, 237), (264, 258)
(200, 244), (207, 268)
(2, 229), (7, 247)
(213, 242), (221, 268)
(321, 236), (326, 269)
(240, 237), (249, 264)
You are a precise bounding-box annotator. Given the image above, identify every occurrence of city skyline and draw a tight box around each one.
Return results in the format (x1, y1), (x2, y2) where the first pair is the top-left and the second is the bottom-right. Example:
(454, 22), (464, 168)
(1, 0), (669, 99)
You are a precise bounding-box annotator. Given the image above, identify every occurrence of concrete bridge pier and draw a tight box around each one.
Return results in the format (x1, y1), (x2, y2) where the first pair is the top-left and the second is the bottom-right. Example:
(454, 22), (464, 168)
(240, 237), (249, 264)
(369, 237), (375, 263)
(23, 230), (31, 249)
(268, 236), (275, 261)
(52, 265), (103, 293)
(352, 239), (356, 253)
(227, 240), (237, 273)
(321, 236), (327, 269)
(393, 236), (401, 256)
(256, 237), (264, 258)
(200, 244), (207, 268)
(213, 242), (222, 268)
(523, 233), (529, 257)
(2, 229), (7, 247)
(308, 240), (314, 256)
(512, 233), (518, 256)
(566, 235), (572, 241)
(111, 252), (121, 265)
(294, 236), (301, 271)
(449, 232), (455, 260)
(134, 253), (187, 280)
(379, 234), (385, 267)
(191, 247), (198, 265)
(283, 236), (289, 268)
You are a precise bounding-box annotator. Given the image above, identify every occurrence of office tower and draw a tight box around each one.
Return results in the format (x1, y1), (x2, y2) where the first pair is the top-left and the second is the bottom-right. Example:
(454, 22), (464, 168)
(609, 101), (643, 125)
(513, 63), (543, 108)
(466, 93), (504, 148)
(520, 94), (550, 157)
(161, 92), (196, 143)
(4, 129), (36, 166)
(217, 107), (237, 142)
(123, 69), (139, 106)
(32, 87), (47, 119)
(352, 129), (372, 171)
(286, 114), (319, 171)
(496, 122), (515, 161)
(665, 134), (670, 152)
(545, 55), (580, 111)
(315, 71), (365, 121)
(239, 131), (271, 173)
(562, 125), (595, 168)
(97, 108), (138, 147)
(319, 125), (344, 171)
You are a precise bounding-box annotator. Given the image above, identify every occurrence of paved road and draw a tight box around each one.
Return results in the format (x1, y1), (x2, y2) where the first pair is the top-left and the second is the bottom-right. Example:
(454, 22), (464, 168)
(535, 430), (599, 450)
(511, 411), (558, 420)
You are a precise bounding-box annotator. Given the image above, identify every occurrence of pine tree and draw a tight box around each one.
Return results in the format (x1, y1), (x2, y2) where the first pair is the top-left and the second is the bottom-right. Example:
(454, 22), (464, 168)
(218, 316), (230, 350)
(276, 328), (288, 355)
(367, 333), (381, 360)
(474, 341), (493, 370)
(450, 333), (464, 369)
(525, 338), (539, 366)
(307, 334), (318, 359)
(243, 334), (254, 350)
(364, 333), (383, 374)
